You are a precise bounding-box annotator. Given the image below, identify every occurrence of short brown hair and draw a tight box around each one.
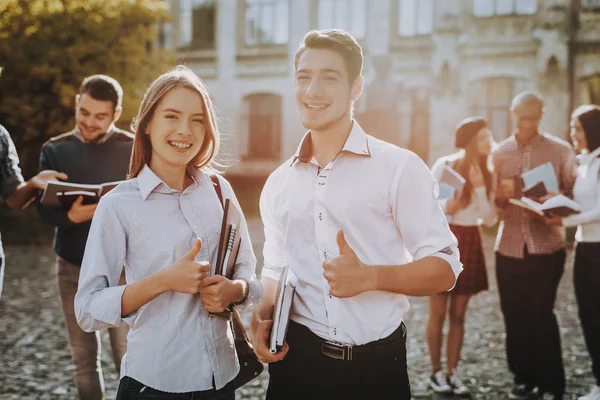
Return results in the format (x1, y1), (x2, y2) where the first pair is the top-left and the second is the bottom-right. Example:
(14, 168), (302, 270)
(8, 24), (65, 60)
(79, 74), (123, 110)
(294, 29), (363, 83)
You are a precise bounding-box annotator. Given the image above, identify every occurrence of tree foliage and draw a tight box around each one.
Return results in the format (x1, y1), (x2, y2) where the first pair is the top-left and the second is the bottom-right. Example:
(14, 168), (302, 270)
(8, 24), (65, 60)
(0, 0), (174, 176)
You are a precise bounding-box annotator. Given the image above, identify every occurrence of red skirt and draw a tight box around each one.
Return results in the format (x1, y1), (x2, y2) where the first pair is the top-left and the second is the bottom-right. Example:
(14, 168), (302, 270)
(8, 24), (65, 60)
(450, 224), (489, 295)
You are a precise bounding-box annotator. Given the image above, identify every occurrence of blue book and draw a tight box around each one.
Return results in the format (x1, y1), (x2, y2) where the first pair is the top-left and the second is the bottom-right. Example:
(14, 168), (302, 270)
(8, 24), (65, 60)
(521, 162), (559, 194)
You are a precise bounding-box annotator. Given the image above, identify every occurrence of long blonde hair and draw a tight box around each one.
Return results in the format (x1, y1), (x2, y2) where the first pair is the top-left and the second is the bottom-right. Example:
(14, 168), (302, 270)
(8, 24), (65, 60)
(128, 66), (220, 178)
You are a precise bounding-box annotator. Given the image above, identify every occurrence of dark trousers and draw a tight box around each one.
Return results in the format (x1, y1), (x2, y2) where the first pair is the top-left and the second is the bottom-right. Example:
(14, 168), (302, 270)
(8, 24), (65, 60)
(116, 377), (235, 400)
(496, 248), (566, 396)
(266, 321), (411, 400)
(574, 242), (600, 386)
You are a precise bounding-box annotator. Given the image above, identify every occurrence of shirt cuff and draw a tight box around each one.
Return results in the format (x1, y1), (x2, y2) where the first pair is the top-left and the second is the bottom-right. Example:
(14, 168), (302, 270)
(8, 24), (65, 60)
(261, 264), (283, 281)
(0, 175), (22, 201)
(89, 285), (128, 328)
(233, 277), (263, 311)
(430, 251), (463, 291)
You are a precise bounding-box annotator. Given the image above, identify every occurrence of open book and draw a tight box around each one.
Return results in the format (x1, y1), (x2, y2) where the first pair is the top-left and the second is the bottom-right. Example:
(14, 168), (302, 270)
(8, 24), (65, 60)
(269, 265), (297, 354)
(521, 162), (559, 194)
(210, 198), (242, 320)
(437, 165), (465, 200)
(40, 180), (124, 209)
(509, 194), (581, 217)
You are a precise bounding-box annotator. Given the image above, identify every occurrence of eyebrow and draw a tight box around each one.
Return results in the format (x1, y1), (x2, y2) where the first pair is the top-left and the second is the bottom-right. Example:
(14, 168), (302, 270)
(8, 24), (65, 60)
(80, 107), (109, 117)
(296, 68), (343, 77)
(162, 108), (205, 116)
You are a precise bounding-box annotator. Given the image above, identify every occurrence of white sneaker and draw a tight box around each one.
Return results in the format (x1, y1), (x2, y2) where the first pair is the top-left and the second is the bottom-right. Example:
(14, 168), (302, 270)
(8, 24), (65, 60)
(579, 385), (600, 400)
(429, 369), (452, 393)
(448, 371), (470, 396)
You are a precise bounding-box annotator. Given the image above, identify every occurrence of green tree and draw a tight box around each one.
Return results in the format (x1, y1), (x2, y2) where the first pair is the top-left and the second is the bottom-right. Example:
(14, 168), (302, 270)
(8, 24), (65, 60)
(0, 0), (174, 177)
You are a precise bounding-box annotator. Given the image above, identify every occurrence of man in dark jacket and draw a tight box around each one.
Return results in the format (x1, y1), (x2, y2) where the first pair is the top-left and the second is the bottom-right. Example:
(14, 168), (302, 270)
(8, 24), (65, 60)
(38, 75), (133, 400)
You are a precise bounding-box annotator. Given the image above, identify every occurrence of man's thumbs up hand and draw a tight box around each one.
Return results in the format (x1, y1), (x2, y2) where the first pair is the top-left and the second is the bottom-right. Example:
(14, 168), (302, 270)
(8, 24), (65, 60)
(164, 238), (211, 294)
(322, 230), (376, 298)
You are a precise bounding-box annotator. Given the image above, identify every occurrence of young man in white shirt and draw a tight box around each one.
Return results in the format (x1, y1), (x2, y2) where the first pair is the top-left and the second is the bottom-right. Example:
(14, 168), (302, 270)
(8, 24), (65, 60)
(250, 29), (462, 399)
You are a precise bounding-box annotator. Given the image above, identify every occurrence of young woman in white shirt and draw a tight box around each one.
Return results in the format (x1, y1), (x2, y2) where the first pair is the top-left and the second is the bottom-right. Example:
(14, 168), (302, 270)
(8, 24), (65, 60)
(427, 116), (498, 396)
(545, 105), (600, 400)
(74, 66), (262, 399)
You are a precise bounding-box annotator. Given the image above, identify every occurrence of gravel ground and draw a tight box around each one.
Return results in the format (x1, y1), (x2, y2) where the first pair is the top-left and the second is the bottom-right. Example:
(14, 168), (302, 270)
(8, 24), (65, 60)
(0, 219), (596, 399)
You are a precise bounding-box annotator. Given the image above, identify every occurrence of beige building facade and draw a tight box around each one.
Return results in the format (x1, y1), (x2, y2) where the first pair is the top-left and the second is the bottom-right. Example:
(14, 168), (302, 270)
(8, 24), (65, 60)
(159, 0), (600, 173)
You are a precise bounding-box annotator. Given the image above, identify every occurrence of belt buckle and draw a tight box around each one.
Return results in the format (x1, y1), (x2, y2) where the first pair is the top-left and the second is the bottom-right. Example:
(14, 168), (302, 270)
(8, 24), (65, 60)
(322, 340), (353, 361)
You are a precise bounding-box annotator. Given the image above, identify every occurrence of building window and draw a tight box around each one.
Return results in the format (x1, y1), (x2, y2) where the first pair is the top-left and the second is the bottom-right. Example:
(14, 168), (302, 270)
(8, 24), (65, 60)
(317, 0), (367, 39)
(473, 0), (537, 17)
(470, 78), (527, 141)
(580, 75), (600, 105)
(242, 93), (282, 160)
(397, 0), (433, 37)
(178, 0), (216, 50)
(245, 0), (289, 46)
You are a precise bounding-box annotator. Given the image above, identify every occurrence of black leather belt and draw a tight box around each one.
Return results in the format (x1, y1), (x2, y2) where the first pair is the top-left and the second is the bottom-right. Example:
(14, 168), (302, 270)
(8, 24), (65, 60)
(288, 321), (407, 362)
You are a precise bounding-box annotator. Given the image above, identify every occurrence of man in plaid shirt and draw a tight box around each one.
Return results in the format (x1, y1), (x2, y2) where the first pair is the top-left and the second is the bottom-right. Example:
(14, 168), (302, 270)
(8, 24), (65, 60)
(0, 123), (66, 298)
(493, 91), (577, 400)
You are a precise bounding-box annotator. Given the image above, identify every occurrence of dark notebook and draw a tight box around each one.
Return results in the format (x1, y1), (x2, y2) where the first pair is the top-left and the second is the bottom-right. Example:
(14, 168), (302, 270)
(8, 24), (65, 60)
(40, 180), (123, 209)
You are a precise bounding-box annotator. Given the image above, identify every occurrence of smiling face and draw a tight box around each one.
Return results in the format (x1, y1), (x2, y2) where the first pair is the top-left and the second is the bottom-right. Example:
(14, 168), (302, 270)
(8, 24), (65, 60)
(145, 86), (206, 174)
(512, 102), (543, 141)
(294, 48), (362, 133)
(570, 117), (587, 152)
(75, 93), (120, 141)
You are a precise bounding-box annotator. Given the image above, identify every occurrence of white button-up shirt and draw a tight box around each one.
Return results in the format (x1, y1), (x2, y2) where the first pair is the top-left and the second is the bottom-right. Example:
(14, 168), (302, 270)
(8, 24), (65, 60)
(75, 165), (262, 392)
(260, 121), (462, 346)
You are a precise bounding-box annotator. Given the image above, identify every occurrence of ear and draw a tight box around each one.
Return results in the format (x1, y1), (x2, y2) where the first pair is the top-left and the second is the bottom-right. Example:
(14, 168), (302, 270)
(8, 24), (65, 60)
(112, 106), (123, 123)
(350, 75), (363, 103)
(75, 94), (80, 108)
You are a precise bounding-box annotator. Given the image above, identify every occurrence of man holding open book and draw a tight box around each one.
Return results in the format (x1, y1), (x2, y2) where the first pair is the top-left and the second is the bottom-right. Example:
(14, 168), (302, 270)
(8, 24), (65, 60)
(493, 91), (577, 400)
(250, 29), (462, 400)
(37, 75), (133, 400)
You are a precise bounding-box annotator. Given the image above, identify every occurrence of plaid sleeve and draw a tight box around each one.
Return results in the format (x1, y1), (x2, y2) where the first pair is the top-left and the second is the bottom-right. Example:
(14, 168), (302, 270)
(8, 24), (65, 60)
(0, 125), (25, 201)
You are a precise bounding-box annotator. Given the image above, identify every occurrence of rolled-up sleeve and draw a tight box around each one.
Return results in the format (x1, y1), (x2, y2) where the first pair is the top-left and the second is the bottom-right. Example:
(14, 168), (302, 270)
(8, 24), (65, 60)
(0, 126), (25, 201)
(259, 173), (287, 282)
(391, 153), (463, 284)
(74, 196), (129, 332)
(219, 177), (262, 309)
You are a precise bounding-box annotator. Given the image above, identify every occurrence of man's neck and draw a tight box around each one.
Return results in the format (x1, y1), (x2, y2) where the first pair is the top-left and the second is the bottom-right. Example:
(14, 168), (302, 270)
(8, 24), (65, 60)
(310, 118), (353, 167)
(515, 130), (540, 146)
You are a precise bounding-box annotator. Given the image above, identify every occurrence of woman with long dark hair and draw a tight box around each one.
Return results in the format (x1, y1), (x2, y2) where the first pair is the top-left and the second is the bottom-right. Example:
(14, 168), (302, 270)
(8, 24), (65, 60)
(427, 117), (497, 396)
(545, 105), (600, 400)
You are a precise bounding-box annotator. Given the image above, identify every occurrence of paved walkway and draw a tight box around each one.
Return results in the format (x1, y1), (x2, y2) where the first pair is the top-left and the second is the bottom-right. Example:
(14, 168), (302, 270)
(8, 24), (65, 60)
(0, 219), (595, 399)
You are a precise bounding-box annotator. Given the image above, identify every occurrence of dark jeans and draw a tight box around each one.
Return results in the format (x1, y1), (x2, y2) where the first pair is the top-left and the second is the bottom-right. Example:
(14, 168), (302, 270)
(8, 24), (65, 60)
(496, 248), (566, 396)
(574, 242), (600, 386)
(116, 376), (236, 400)
(266, 321), (411, 400)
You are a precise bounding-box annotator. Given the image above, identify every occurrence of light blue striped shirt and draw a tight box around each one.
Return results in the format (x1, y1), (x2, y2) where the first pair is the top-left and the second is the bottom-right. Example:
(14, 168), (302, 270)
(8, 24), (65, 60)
(74, 165), (262, 392)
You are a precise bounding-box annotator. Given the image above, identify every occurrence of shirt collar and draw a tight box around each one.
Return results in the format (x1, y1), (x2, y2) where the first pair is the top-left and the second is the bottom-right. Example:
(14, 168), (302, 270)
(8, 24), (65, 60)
(137, 165), (164, 200)
(515, 131), (545, 149)
(137, 165), (206, 201)
(291, 120), (371, 166)
(74, 124), (116, 144)
(581, 146), (600, 166)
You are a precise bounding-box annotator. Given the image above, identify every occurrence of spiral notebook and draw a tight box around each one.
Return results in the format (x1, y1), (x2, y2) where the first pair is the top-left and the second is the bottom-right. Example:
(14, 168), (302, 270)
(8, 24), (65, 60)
(210, 198), (242, 320)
